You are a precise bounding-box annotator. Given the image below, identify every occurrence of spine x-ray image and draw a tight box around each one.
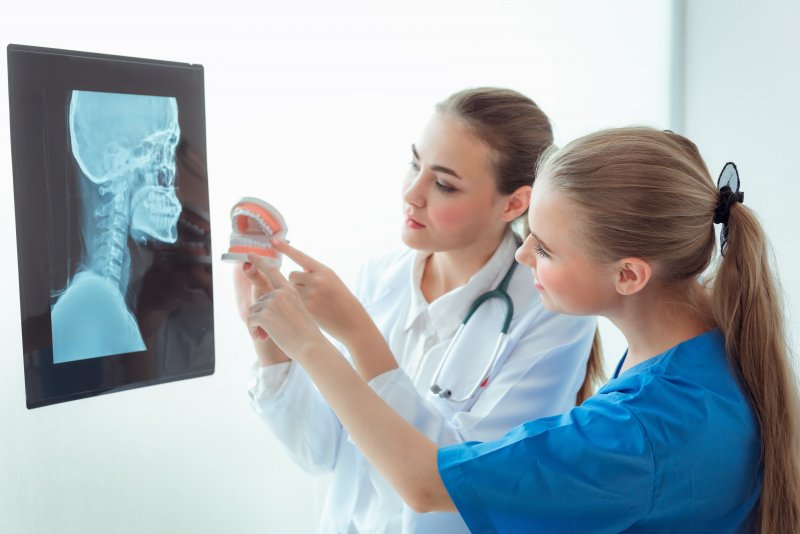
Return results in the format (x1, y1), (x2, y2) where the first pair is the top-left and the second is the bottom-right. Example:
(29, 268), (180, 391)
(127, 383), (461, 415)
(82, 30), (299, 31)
(51, 91), (184, 363)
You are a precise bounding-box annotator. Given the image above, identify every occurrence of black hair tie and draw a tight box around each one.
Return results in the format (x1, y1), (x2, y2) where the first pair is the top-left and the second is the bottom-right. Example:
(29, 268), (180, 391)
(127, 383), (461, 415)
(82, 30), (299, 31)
(713, 162), (744, 255)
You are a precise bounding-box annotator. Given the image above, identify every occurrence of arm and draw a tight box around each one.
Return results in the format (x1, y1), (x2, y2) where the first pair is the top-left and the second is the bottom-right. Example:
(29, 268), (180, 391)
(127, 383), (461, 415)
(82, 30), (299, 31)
(247, 256), (455, 512)
(299, 337), (454, 513)
(235, 262), (344, 474)
(370, 311), (597, 446)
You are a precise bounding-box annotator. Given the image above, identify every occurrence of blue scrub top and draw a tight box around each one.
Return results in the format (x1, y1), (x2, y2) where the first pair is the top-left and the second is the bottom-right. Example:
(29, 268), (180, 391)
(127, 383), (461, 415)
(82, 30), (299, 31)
(438, 329), (762, 533)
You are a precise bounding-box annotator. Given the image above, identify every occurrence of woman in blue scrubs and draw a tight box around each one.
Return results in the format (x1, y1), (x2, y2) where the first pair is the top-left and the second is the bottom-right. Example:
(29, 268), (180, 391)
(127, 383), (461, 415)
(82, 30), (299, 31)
(246, 126), (800, 532)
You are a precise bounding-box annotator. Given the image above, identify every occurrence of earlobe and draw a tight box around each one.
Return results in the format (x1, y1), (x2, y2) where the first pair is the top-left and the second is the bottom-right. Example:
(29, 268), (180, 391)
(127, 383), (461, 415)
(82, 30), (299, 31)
(614, 258), (652, 296)
(502, 185), (532, 222)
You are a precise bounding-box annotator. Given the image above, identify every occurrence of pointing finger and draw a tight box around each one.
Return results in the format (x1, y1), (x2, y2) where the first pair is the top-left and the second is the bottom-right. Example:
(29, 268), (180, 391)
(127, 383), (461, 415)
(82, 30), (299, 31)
(242, 261), (273, 292)
(272, 240), (321, 272)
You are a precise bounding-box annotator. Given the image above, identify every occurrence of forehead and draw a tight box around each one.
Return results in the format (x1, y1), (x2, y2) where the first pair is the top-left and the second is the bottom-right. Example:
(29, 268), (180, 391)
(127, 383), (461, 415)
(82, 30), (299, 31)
(528, 173), (578, 242)
(417, 114), (497, 179)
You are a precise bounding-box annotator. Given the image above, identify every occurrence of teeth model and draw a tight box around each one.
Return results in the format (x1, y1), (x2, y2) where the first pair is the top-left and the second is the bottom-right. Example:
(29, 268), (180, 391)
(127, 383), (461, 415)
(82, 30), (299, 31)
(221, 197), (287, 265)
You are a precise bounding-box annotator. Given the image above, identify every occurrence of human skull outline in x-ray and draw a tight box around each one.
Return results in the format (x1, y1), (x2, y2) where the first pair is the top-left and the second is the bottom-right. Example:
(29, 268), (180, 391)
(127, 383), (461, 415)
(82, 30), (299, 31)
(51, 90), (183, 364)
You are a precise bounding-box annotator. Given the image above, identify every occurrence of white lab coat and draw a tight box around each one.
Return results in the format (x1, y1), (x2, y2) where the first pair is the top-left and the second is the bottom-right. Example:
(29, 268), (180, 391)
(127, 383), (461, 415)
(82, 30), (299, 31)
(249, 232), (597, 533)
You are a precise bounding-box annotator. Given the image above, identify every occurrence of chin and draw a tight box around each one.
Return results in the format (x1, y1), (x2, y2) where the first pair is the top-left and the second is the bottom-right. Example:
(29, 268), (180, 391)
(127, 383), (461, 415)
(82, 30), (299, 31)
(541, 297), (589, 317)
(538, 293), (567, 315)
(400, 229), (429, 251)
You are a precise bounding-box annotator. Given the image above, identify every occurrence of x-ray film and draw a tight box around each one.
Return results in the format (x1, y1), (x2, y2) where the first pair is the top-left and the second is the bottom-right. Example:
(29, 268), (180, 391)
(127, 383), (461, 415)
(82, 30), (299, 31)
(8, 45), (215, 408)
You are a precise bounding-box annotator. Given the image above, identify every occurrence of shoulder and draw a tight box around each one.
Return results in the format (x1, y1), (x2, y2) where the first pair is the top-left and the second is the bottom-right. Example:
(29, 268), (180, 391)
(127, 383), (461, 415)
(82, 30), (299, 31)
(626, 330), (757, 429)
(600, 330), (758, 446)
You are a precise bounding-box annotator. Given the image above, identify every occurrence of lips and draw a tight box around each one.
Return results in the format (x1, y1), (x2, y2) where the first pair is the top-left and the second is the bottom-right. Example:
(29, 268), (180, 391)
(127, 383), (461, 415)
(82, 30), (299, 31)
(405, 214), (426, 229)
(532, 273), (544, 291)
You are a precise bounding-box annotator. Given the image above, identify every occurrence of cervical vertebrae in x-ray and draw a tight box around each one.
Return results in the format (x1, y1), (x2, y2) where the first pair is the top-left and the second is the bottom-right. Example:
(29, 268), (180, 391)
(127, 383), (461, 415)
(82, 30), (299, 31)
(51, 90), (183, 364)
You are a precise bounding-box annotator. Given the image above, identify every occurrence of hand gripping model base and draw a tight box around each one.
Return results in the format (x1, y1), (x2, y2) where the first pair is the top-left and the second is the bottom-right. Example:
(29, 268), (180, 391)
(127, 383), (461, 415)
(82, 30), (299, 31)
(221, 197), (287, 265)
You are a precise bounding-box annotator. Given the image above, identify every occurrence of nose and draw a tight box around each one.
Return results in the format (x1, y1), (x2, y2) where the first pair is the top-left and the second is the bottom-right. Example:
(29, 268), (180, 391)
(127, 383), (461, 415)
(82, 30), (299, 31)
(515, 238), (536, 268)
(402, 169), (426, 208)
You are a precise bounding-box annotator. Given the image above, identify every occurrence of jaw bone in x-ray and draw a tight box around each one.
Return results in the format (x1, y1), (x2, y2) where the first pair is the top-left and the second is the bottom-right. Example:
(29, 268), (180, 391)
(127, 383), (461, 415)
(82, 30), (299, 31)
(50, 90), (183, 364)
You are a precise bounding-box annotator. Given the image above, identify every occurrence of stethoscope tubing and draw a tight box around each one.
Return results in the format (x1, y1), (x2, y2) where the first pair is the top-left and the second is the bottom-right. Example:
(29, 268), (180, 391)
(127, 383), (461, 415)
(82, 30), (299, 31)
(429, 259), (518, 402)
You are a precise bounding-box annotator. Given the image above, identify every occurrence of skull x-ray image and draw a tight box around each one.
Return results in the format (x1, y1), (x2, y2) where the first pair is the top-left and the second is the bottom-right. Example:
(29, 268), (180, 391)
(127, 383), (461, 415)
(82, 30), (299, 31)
(52, 91), (183, 363)
(8, 45), (215, 408)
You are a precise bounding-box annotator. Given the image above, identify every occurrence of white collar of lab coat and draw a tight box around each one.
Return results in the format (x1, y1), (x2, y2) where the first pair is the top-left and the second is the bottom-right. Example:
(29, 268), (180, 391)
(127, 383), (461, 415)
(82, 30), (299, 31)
(403, 229), (519, 338)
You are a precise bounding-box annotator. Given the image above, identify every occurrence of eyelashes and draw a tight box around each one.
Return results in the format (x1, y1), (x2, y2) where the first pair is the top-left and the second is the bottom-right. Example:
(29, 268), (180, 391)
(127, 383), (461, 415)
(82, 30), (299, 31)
(524, 234), (550, 259)
(407, 161), (458, 194)
(435, 181), (456, 193)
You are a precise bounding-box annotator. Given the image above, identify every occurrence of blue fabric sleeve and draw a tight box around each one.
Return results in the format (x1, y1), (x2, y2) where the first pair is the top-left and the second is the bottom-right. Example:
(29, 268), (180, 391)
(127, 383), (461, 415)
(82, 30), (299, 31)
(438, 393), (655, 533)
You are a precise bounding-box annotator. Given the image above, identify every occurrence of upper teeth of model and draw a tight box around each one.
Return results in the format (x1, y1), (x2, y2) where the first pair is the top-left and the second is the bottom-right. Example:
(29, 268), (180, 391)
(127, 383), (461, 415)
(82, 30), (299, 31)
(231, 208), (275, 237)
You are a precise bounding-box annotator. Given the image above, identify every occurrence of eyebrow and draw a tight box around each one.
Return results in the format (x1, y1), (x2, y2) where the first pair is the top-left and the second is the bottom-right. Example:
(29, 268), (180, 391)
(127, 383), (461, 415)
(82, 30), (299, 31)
(411, 144), (463, 180)
(531, 232), (551, 251)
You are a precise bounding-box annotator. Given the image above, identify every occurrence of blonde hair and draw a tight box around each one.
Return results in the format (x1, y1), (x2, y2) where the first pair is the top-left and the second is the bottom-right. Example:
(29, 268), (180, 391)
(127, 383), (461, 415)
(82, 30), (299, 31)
(539, 126), (800, 531)
(437, 87), (604, 401)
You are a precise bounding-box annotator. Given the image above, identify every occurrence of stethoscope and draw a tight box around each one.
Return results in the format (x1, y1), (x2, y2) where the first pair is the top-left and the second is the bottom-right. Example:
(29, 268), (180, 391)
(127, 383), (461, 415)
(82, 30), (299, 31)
(429, 259), (518, 402)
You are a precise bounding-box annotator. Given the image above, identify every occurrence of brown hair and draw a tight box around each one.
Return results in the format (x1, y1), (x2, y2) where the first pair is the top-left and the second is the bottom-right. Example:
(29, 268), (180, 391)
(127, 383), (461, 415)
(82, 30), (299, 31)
(539, 126), (800, 532)
(437, 87), (604, 402)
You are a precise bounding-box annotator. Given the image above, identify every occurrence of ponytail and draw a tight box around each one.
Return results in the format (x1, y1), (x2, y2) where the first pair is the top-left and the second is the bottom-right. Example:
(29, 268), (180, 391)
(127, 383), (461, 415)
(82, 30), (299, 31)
(577, 327), (604, 405)
(709, 203), (800, 532)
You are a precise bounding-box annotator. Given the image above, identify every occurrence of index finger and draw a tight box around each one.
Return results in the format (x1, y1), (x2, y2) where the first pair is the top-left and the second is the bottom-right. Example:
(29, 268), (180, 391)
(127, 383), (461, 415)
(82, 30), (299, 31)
(241, 261), (273, 293)
(247, 253), (291, 289)
(272, 239), (320, 272)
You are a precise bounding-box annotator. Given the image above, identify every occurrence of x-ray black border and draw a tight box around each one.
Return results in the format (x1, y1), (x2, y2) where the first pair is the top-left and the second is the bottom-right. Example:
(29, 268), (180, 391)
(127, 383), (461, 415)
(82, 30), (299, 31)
(8, 44), (215, 409)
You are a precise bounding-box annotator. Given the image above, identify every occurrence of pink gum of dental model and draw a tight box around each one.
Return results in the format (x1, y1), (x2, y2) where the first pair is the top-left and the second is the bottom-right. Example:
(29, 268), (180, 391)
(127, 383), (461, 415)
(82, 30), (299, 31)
(221, 197), (287, 265)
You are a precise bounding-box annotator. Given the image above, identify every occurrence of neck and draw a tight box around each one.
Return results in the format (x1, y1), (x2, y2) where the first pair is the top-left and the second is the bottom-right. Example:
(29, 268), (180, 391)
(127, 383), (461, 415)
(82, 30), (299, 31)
(82, 181), (132, 294)
(612, 282), (713, 374)
(421, 227), (507, 302)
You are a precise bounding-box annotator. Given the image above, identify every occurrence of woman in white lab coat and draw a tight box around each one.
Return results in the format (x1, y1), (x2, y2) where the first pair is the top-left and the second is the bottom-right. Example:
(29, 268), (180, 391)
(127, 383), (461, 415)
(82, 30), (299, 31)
(235, 87), (601, 533)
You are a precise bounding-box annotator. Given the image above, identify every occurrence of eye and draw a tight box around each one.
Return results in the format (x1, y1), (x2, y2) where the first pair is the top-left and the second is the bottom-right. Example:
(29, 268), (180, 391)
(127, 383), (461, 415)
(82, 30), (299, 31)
(535, 243), (550, 259)
(435, 180), (457, 193)
(409, 160), (420, 172)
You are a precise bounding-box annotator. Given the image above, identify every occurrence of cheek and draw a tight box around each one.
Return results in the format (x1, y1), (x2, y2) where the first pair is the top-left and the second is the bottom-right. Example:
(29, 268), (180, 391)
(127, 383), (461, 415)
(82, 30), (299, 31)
(534, 262), (564, 291)
(427, 199), (476, 231)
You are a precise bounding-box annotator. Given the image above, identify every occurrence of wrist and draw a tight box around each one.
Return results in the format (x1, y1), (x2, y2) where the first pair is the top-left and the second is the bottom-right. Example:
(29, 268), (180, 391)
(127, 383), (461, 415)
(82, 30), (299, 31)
(293, 334), (331, 365)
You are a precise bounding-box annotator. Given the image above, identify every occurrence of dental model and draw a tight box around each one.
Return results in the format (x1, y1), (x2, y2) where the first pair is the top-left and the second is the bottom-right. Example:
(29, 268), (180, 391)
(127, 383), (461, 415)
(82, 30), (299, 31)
(222, 197), (287, 265)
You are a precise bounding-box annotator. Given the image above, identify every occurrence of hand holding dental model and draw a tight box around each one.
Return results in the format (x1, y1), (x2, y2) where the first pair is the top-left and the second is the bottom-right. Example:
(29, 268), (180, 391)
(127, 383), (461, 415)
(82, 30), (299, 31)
(224, 197), (290, 363)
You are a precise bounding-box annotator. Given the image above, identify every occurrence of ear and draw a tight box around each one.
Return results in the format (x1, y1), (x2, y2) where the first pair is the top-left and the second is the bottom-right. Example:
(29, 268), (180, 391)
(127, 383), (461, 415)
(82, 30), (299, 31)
(499, 184), (532, 222)
(614, 258), (652, 296)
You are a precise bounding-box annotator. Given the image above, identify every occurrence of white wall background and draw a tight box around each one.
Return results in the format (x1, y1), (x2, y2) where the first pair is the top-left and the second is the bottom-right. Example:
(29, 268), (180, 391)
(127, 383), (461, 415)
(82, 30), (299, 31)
(8, 1), (785, 532)
(682, 0), (800, 357)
